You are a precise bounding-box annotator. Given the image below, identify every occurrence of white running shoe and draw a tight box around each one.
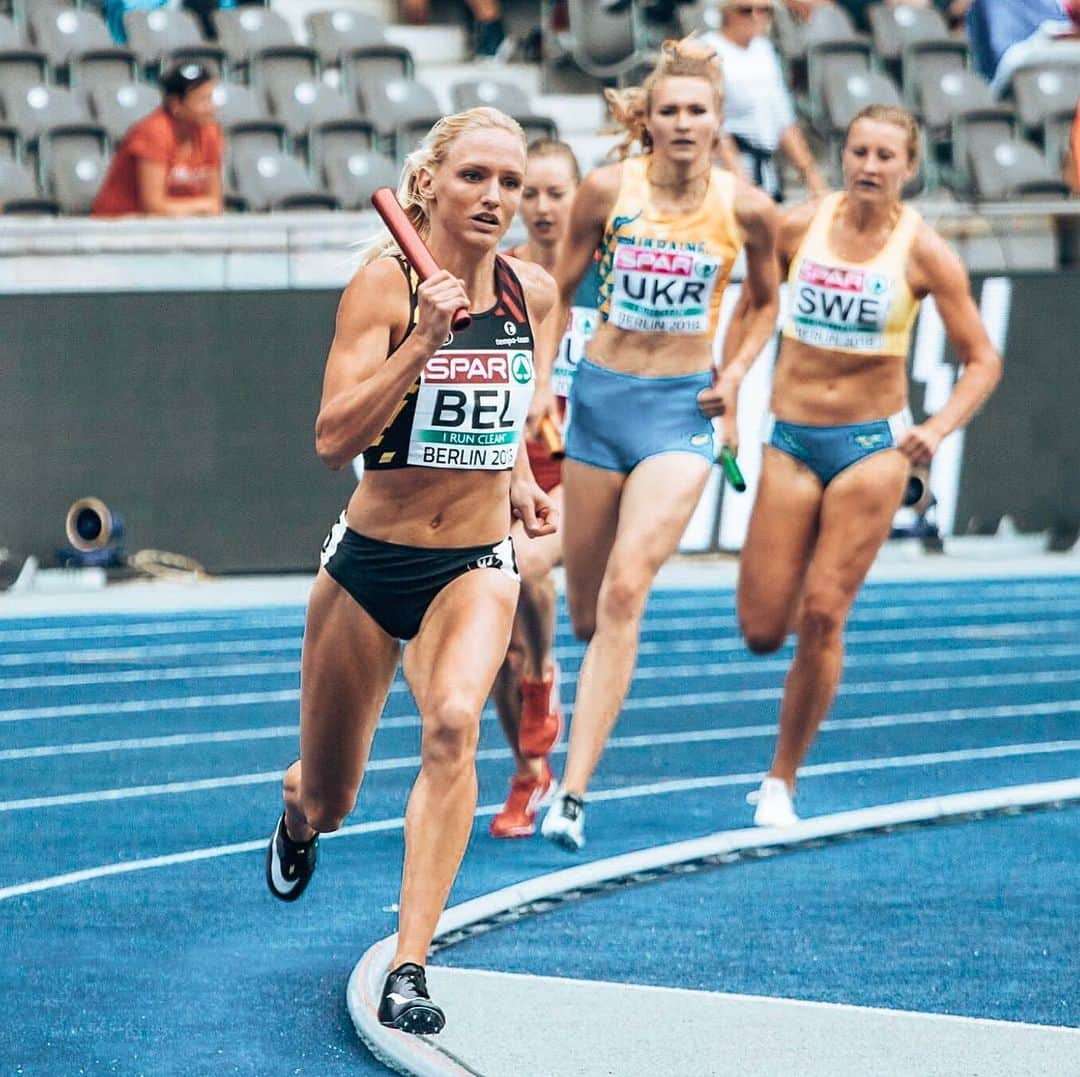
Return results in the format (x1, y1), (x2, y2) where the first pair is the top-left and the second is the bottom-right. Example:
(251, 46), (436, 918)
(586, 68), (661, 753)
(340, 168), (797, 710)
(748, 777), (799, 828)
(541, 789), (585, 851)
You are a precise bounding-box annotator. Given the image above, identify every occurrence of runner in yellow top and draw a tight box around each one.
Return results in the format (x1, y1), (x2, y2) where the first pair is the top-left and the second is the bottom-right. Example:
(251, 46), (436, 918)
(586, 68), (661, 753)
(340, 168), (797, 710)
(534, 38), (781, 851)
(731, 105), (1003, 827)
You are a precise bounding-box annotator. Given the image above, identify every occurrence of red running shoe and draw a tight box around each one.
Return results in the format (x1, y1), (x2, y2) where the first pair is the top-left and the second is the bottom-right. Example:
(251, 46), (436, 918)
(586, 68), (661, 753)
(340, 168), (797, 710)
(518, 664), (563, 759)
(489, 760), (556, 838)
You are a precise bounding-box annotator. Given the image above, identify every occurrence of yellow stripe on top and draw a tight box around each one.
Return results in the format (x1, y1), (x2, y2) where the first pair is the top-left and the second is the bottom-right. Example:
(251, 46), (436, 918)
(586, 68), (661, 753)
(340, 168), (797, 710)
(783, 191), (922, 357)
(598, 156), (743, 337)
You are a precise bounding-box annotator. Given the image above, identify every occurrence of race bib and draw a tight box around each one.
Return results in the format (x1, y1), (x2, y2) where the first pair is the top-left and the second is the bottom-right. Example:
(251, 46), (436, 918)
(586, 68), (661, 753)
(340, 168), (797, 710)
(551, 304), (598, 399)
(408, 349), (533, 469)
(608, 239), (723, 334)
(790, 260), (894, 351)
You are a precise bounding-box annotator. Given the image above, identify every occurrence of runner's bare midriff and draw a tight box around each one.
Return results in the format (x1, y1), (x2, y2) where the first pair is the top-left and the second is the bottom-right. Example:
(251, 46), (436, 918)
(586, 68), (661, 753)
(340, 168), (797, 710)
(585, 322), (714, 377)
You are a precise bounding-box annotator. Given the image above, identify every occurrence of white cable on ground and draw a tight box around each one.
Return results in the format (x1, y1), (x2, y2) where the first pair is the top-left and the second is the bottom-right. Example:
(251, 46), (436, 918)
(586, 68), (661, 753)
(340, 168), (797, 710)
(347, 778), (1080, 1077)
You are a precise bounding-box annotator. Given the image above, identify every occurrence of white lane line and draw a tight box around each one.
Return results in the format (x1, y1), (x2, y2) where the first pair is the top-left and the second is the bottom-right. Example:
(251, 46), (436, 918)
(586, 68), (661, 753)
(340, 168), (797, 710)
(6, 638), (1080, 693)
(1, 579), (1076, 644)
(5, 702), (1080, 809)
(3, 742), (1078, 902)
(0, 613), (304, 644)
(2, 601), (1077, 668)
(4, 668), (1080, 726)
(3, 698), (1078, 765)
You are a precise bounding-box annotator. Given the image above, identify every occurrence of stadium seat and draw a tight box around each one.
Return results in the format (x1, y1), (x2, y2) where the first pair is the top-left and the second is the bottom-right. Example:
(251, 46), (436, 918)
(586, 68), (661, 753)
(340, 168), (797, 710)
(319, 145), (397, 211)
(1042, 105), (1077, 174)
(1008, 63), (1080, 137)
(901, 39), (970, 115)
(27, 5), (137, 80)
(339, 45), (413, 100)
(249, 49), (320, 114)
(0, 46), (50, 95)
(868, 3), (949, 68)
(213, 7), (318, 81)
(0, 157), (59, 213)
(822, 68), (903, 139)
(88, 81), (159, 143)
(805, 39), (873, 130)
(561, 0), (644, 79)
(949, 106), (1018, 193)
(917, 68), (998, 137)
(303, 9), (412, 74)
(449, 79), (558, 140)
(967, 135), (1071, 201)
(212, 81), (287, 161)
(231, 148), (339, 212)
(45, 135), (109, 213)
(355, 75), (442, 158)
(123, 8), (226, 77)
(0, 83), (97, 145)
(267, 79), (357, 141)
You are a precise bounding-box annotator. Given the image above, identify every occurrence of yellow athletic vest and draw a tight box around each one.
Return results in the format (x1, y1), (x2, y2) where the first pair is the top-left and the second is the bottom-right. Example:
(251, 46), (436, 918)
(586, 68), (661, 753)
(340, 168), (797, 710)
(783, 191), (921, 357)
(597, 156), (742, 337)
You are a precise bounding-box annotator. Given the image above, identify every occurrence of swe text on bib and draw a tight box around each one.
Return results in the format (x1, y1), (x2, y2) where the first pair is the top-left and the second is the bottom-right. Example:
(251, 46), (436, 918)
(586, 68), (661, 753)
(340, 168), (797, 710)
(790, 260), (895, 352)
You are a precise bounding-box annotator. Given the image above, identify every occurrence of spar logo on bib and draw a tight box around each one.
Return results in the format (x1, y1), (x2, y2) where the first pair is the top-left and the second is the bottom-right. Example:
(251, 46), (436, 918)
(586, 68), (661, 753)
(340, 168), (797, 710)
(510, 352), (532, 384)
(792, 259), (894, 348)
(424, 352), (513, 383)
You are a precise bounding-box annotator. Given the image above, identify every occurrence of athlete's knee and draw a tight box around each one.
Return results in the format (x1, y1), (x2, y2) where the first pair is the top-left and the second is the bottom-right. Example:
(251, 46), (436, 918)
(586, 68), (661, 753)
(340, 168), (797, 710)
(302, 788), (356, 834)
(742, 621), (786, 655)
(797, 590), (847, 645)
(422, 696), (480, 770)
(597, 566), (650, 628)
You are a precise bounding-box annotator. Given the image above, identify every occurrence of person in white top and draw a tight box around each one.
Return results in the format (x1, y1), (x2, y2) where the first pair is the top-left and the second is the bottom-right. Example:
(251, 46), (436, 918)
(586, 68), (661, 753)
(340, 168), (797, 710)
(701, 0), (828, 200)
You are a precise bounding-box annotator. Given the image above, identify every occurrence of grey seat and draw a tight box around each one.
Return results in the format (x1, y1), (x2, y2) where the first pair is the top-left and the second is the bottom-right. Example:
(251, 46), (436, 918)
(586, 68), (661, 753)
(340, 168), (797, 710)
(304, 9), (411, 75)
(949, 106), (1017, 193)
(449, 78), (559, 141)
(562, 0), (645, 80)
(806, 38), (873, 129)
(320, 145), (397, 210)
(0, 46), (50, 95)
(1009, 63), (1080, 136)
(231, 148), (339, 212)
(355, 75), (442, 157)
(868, 3), (949, 67)
(918, 67), (997, 136)
(213, 7), (318, 80)
(1, 83), (96, 144)
(822, 68), (903, 138)
(88, 81), (159, 143)
(249, 49), (320, 111)
(0, 157), (59, 213)
(339, 45), (413, 100)
(123, 8), (226, 76)
(968, 135), (1070, 201)
(45, 136), (109, 213)
(28, 5), (137, 80)
(902, 39), (969, 116)
(267, 79), (357, 140)
(1042, 104), (1077, 173)
(212, 81), (287, 161)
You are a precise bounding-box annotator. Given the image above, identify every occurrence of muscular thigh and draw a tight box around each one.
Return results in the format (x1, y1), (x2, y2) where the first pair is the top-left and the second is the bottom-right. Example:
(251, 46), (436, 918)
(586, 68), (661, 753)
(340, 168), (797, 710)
(802, 449), (909, 612)
(404, 566), (520, 724)
(300, 569), (401, 795)
(737, 447), (823, 641)
(561, 459), (624, 628)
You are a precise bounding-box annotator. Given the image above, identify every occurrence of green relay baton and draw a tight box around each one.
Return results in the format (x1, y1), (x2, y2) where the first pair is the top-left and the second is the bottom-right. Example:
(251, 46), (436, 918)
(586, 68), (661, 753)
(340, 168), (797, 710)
(718, 445), (746, 492)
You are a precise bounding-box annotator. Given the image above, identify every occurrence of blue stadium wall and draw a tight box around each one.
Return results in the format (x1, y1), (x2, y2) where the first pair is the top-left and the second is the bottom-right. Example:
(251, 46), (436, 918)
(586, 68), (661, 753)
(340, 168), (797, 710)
(1, 273), (1077, 573)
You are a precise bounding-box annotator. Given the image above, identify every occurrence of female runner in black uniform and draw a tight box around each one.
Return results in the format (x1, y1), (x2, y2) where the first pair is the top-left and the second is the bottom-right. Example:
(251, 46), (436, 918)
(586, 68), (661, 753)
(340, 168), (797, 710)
(264, 107), (558, 1034)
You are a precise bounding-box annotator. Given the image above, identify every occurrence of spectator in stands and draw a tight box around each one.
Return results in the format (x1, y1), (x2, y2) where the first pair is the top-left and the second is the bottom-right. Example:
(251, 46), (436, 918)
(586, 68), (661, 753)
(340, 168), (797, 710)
(701, 0), (828, 201)
(182, 1), (237, 41)
(400, 0), (512, 61)
(832, 0), (969, 32)
(987, 0), (1080, 98)
(92, 63), (223, 218)
(965, 0), (1064, 84)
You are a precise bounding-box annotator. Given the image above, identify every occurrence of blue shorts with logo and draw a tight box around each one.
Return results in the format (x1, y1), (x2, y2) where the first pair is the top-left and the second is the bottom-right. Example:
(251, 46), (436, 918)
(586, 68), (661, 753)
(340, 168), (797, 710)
(565, 357), (715, 474)
(763, 410), (911, 486)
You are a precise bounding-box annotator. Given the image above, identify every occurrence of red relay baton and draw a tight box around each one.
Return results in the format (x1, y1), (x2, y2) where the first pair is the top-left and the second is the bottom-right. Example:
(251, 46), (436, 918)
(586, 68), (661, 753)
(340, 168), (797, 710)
(371, 187), (471, 332)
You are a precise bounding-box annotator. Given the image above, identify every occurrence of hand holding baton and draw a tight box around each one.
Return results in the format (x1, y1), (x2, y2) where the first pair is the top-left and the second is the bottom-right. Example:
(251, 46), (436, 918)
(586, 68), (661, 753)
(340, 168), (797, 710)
(718, 445), (746, 492)
(539, 415), (565, 460)
(371, 187), (471, 332)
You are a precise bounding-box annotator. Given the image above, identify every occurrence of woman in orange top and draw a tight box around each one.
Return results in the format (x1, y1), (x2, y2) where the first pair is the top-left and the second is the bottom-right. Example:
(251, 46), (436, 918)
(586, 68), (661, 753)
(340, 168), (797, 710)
(732, 105), (1003, 827)
(92, 62), (223, 218)
(534, 39), (780, 851)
